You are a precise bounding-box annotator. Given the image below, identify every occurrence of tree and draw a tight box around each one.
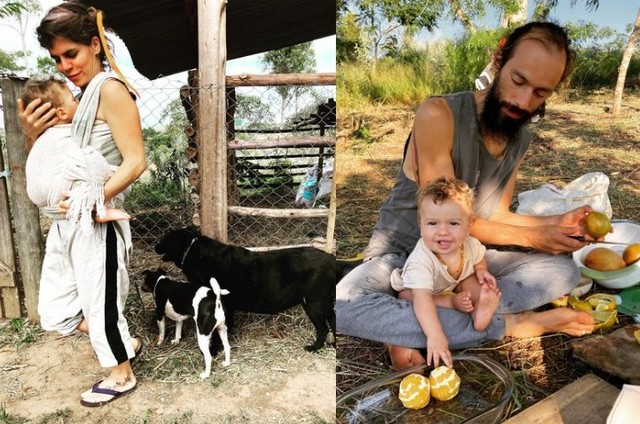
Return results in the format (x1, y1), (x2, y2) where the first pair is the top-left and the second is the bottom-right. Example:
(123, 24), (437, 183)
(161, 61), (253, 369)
(612, 7), (640, 116)
(0, 1), (25, 18)
(235, 94), (275, 130)
(0, 49), (24, 73)
(350, 0), (440, 62)
(261, 42), (316, 122)
(0, 0), (41, 69)
(337, 11), (367, 63)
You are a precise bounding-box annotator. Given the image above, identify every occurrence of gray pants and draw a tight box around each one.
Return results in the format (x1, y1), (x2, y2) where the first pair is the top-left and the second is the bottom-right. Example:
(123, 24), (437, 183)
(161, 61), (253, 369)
(336, 250), (580, 349)
(38, 220), (135, 367)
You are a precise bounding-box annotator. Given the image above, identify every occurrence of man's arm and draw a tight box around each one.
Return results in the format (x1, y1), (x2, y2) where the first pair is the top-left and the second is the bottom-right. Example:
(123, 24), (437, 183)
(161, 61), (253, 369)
(403, 97), (457, 186)
(470, 157), (591, 254)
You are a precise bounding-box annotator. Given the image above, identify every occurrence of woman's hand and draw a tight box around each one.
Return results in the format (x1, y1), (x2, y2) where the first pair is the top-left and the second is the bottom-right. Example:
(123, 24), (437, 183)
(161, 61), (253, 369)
(17, 98), (58, 149)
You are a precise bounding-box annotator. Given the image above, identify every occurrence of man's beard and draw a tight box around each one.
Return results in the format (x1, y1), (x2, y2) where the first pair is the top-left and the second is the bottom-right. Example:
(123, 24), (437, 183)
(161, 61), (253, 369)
(480, 77), (532, 143)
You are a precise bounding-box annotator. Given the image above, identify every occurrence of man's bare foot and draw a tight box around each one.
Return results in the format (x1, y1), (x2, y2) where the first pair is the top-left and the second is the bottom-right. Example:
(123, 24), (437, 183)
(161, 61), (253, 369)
(472, 287), (501, 331)
(386, 344), (426, 371)
(452, 291), (473, 313)
(95, 208), (131, 222)
(504, 308), (594, 338)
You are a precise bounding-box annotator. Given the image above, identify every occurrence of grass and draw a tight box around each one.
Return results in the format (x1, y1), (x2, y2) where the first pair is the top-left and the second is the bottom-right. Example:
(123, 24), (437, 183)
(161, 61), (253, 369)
(335, 89), (640, 420)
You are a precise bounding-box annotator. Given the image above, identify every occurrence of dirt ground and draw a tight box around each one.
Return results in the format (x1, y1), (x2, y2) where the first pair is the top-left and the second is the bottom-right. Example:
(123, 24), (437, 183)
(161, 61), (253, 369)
(335, 89), (640, 418)
(0, 243), (336, 423)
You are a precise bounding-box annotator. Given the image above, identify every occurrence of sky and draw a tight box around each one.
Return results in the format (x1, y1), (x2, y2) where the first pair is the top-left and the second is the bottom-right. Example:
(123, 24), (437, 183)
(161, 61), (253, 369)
(424, 1), (638, 41)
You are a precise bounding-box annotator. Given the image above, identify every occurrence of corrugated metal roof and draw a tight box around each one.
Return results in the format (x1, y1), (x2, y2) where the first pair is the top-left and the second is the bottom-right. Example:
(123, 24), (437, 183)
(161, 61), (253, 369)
(91, 0), (336, 80)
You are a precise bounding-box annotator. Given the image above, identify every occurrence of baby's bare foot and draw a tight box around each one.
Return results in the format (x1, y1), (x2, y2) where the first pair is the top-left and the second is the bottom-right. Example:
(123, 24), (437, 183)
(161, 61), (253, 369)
(453, 291), (473, 313)
(95, 208), (131, 222)
(472, 287), (501, 331)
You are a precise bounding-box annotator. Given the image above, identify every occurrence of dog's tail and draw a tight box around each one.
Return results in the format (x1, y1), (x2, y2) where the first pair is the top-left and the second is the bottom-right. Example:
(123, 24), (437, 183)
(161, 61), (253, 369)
(336, 253), (364, 284)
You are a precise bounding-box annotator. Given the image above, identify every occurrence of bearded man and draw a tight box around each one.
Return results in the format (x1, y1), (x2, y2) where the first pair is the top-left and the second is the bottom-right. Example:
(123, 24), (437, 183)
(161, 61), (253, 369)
(336, 21), (596, 370)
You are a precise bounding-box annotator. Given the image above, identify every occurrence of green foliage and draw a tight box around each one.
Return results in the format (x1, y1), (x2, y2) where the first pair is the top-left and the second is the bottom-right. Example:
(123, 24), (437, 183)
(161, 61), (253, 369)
(126, 177), (187, 210)
(565, 22), (640, 90)
(235, 94), (275, 129)
(261, 42), (317, 121)
(0, 1), (26, 18)
(34, 56), (57, 76)
(338, 29), (505, 106)
(0, 49), (25, 73)
(0, 318), (41, 349)
(440, 29), (505, 93)
(0, 406), (28, 424)
(338, 12), (368, 63)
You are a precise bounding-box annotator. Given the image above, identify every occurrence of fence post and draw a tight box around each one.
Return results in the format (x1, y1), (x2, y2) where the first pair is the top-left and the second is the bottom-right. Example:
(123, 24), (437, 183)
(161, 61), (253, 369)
(197, 0), (228, 241)
(0, 77), (44, 323)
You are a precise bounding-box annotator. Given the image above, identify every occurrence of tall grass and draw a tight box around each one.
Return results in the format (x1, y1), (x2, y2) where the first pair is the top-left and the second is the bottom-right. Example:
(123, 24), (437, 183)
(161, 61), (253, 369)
(338, 31), (500, 107)
(338, 29), (640, 106)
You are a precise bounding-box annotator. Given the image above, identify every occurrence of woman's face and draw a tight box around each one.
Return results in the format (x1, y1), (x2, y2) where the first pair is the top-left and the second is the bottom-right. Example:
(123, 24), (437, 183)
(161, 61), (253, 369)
(49, 36), (102, 89)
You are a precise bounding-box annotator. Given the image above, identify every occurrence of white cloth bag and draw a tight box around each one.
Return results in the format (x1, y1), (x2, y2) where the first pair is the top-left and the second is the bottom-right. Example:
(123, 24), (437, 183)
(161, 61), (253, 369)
(516, 172), (612, 217)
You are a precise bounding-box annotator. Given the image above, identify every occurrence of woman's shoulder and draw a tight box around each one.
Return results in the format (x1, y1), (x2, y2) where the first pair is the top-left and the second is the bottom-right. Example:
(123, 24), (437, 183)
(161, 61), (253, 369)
(99, 78), (134, 100)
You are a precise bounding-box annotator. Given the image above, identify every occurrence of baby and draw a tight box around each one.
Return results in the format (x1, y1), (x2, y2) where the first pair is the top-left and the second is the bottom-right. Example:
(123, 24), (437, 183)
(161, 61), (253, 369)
(23, 76), (130, 227)
(391, 176), (501, 368)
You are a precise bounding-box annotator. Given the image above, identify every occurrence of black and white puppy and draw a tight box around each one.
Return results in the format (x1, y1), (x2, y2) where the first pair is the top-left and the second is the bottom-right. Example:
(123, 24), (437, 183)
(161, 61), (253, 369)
(154, 227), (336, 352)
(142, 268), (231, 379)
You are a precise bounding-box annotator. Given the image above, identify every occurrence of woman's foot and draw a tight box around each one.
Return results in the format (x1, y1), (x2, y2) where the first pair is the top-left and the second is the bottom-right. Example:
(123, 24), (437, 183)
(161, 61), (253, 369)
(386, 343), (426, 371)
(504, 308), (594, 338)
(80, 377), (137, 407)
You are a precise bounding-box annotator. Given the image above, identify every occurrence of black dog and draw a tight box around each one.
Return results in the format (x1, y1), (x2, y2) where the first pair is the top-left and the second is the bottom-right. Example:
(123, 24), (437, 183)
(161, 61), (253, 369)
(141, 269), (231, 379)
(154, 227), (335, 352)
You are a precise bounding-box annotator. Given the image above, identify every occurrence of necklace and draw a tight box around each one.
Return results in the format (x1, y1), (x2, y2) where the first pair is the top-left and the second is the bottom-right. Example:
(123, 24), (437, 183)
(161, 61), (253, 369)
(435, 245), (465, 280)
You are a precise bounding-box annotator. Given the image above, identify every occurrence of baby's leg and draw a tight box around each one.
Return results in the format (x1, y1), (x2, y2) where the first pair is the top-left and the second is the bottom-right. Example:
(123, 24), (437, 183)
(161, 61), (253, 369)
(94, 208), (131, 222)
(458, 275), (501, 331)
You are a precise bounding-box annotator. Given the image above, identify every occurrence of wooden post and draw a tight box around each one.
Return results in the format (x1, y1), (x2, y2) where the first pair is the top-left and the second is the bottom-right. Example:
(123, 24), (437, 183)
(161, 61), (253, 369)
(0, 77), (44, 322)
(0, 108), (20, 318)
(197, 0), (227, 241)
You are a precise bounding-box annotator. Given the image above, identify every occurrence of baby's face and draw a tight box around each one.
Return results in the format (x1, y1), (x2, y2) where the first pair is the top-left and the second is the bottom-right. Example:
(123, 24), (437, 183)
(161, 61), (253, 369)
(57, 86), (79, 123)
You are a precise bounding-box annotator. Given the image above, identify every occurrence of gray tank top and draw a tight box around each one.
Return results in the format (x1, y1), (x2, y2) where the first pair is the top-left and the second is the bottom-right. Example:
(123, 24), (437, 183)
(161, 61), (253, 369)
(364, 91), (531, 259)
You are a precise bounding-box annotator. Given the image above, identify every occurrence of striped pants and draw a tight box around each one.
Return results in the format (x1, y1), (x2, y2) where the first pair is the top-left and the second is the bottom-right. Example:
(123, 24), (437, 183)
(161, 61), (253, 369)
(38, 219), (135, 367)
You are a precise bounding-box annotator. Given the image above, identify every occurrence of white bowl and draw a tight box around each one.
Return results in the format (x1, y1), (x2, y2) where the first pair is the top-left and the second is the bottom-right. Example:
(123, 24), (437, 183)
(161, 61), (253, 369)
(573, 220), (640, 290)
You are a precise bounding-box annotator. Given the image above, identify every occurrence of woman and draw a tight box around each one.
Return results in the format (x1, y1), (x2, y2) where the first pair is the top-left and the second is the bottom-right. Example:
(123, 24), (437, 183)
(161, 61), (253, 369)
(19, 1), (146, 407)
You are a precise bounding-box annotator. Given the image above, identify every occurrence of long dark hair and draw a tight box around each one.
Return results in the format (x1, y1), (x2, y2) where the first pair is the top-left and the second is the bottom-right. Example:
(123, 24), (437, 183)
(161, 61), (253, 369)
(36, 1), (109, 66)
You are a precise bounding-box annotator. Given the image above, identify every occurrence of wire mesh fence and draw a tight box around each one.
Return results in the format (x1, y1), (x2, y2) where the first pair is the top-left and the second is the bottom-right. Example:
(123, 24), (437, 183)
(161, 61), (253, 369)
(97, 73), (335, 250)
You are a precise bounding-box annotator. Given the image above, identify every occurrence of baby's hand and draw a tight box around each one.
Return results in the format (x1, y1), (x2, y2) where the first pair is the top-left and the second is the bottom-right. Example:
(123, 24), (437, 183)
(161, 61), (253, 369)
(477, 269), (497, 289)
(426, 332), (452, 369)
(57, 190), (71, 215)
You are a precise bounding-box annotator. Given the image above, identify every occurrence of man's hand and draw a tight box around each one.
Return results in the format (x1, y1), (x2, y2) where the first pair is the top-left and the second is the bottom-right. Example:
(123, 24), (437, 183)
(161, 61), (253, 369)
(530, 225), (589, 255)
(18, 97), (58, 149)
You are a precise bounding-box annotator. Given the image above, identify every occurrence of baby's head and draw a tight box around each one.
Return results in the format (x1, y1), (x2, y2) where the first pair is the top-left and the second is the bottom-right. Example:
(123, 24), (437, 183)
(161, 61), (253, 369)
(21, 77), (78, 124)
(416, 176), (475, 245)
(417, 177), (474, 216)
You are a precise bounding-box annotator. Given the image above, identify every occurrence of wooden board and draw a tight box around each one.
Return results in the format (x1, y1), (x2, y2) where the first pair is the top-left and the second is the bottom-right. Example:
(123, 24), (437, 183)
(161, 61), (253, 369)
(504, 374), (619, 424)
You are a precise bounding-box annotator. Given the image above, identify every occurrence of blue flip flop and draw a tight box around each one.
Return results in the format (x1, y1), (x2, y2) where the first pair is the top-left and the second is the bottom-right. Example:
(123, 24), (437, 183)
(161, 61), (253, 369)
(80, 380), (137, 407)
